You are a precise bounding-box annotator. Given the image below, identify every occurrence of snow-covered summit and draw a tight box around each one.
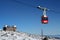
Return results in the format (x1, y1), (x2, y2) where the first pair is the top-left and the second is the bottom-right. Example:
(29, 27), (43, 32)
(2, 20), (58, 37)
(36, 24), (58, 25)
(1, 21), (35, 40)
(0, 25), (42, 40)
(0, 30), (60, 40)
(0, 30), (41, 40)
(0, 24), (60, 40)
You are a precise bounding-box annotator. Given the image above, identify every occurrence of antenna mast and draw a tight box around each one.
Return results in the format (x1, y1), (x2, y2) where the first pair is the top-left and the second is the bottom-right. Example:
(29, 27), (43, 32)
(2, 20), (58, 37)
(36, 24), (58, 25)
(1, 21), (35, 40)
(41, 29), (43, 40)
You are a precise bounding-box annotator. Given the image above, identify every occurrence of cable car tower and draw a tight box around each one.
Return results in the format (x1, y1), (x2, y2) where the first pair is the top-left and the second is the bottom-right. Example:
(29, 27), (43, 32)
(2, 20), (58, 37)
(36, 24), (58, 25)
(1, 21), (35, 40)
(37, 6), (49, 24)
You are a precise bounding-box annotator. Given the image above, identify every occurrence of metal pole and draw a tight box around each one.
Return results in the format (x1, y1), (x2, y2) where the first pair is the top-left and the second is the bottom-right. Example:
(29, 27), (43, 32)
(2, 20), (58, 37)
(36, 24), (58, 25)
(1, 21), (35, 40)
(41, 29), (43, 40)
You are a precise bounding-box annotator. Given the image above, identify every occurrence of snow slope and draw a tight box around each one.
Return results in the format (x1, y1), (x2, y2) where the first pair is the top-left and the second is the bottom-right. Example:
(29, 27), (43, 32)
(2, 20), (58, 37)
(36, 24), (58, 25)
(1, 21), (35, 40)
(0, 30), (60, 40)
(0, 30), (41, 40)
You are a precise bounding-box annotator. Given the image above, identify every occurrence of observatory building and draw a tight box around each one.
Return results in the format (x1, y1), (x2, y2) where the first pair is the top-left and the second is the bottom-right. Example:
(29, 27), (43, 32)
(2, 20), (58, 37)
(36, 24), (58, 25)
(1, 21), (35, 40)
(3, 25), (16, 31)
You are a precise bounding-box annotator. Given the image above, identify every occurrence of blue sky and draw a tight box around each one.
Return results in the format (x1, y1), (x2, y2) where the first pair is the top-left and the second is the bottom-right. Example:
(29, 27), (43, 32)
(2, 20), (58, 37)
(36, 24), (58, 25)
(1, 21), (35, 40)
(0, 0), (60, 35)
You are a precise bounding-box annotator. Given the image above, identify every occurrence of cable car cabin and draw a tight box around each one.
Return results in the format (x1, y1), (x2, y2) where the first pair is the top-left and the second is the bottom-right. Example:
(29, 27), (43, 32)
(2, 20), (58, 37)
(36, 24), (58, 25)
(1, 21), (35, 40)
(41, 15), (48, 24)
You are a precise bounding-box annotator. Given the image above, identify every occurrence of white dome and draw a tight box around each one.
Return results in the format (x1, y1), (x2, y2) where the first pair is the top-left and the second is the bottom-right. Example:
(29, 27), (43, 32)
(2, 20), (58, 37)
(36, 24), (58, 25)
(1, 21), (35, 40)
(13, 25), (16, 27)
(4, 25), (8, 27)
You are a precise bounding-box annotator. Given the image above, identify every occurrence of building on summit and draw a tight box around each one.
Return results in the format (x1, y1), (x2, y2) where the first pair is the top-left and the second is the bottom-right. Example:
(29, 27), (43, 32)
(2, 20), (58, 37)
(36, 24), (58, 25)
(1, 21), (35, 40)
(3, 25), (16, 31)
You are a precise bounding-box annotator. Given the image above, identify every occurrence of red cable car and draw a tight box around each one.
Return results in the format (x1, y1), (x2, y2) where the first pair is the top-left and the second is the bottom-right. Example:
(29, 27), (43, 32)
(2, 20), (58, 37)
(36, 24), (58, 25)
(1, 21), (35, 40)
(37, 6), (49, 24)
(41, 15), (48, 24)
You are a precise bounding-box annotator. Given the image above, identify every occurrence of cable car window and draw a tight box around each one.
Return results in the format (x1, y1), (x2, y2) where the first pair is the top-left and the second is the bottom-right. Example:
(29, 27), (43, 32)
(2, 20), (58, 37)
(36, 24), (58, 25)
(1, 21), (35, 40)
(42, 17), (48, 20)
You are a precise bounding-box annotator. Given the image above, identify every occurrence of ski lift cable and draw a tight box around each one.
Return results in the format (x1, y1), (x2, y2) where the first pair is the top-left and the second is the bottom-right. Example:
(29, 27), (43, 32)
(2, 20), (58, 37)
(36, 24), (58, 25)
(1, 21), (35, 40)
(12, 0), (36, 8)
(12, 0), (60, 14)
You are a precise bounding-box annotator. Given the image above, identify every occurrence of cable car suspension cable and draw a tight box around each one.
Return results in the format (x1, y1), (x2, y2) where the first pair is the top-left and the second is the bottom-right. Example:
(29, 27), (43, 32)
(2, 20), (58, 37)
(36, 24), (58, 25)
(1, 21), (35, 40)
(13, 0), (60, 14)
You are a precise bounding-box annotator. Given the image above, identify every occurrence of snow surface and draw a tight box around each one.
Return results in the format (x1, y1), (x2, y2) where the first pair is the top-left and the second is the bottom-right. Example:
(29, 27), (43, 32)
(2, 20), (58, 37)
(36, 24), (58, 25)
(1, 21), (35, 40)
(0, 30), (60, 40)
